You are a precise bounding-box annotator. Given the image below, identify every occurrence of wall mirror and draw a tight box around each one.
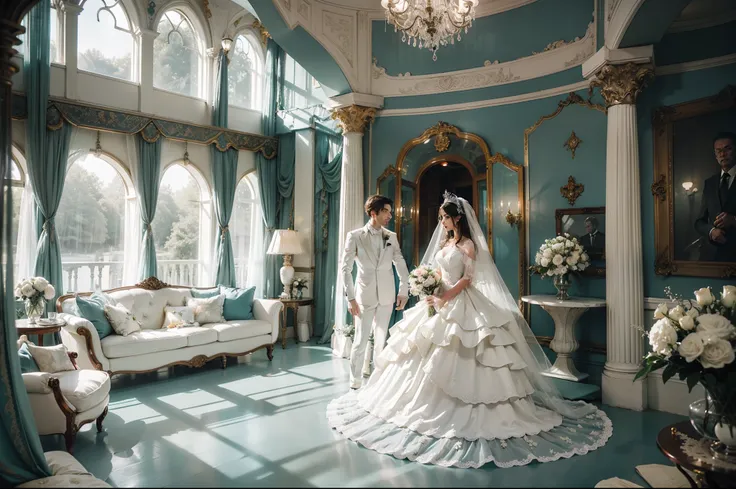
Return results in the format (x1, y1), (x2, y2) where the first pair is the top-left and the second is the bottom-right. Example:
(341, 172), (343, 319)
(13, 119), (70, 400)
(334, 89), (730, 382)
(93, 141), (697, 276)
(555, 206), (606, 277)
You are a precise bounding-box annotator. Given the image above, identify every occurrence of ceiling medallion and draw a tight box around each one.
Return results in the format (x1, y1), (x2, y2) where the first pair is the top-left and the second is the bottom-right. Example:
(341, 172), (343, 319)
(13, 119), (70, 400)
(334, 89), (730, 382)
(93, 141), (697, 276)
(381, 0), (479, 61)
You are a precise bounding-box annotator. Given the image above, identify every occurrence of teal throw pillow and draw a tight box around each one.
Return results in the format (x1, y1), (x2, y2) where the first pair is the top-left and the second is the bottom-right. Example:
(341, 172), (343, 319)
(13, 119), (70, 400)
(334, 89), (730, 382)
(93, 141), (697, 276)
(75, 293), (115, 339)
(219, 285), (256, 321)
(191, 288), (221, 299)
(18, 343), (40, 373)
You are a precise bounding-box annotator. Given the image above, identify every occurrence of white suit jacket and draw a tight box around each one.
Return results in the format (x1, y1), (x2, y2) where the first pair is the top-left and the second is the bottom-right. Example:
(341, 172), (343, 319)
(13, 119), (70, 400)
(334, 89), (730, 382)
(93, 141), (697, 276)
(341, 226), (409, 306)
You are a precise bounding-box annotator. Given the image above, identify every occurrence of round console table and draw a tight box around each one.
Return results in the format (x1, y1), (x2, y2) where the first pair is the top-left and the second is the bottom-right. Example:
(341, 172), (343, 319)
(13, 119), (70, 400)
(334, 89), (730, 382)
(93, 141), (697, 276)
(521, 295), (606, 382)
(16, 318), (65, 346)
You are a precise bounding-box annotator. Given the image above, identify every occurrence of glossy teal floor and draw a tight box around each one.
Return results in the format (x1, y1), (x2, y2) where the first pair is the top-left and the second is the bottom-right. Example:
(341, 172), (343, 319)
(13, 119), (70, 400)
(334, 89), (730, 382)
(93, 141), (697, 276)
(41, 341), (686, 487)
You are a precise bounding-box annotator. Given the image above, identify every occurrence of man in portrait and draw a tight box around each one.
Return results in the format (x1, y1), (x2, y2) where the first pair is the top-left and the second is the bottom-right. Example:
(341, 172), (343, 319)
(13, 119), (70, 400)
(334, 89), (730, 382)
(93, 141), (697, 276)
(694, 131), (736, 262)
(582, 216), (605, 259)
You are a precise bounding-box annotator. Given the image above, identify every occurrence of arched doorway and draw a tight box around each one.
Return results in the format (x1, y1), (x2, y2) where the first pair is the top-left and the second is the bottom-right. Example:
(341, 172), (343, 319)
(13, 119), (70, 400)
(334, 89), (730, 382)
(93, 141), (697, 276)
(414, 155), (476, 264)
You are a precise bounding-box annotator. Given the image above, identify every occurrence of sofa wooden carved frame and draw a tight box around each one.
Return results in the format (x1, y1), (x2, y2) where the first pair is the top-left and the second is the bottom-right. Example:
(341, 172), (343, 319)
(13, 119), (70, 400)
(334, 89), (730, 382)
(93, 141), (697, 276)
(56, 277), (276, 377)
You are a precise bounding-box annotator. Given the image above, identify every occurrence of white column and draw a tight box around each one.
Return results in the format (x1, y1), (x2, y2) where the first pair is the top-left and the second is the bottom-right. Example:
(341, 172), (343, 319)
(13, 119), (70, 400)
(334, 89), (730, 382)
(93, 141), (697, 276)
(294, 128), (315, 334)
(137, 28), (159, 113)
(331, 105), (377, 331)
(61, 1), (82, 100)
(589, 61), (654, 411)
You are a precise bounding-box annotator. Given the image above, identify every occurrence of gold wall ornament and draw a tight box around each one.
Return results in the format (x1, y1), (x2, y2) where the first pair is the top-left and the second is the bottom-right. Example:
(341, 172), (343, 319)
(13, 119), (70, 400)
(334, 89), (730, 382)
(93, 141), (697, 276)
(202, 0), (211, 19)
(560, 176), (584, 206)
(252, 19), (271, 47)
(563, 130), (582, 159)
(654, 251), (678, 276)
(651, 174), (666, 202)
(588, 62), (654, 107)
(330, 105), (377, 134)
(135, 276), (171, 290)
(94, 131), (102, 157)
(434, 130), (450, 153)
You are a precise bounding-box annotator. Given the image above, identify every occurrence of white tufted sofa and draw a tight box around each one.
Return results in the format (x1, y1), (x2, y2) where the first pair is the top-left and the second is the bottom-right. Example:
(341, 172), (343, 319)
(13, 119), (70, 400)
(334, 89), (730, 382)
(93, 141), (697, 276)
(56, 277), (282, 376)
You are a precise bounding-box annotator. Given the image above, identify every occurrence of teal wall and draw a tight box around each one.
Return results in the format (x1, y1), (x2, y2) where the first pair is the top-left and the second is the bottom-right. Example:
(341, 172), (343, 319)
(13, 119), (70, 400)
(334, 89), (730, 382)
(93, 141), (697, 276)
(654, 21), (736, 66)
(371, 0), (594, 76)
(637, 62), (736, 300)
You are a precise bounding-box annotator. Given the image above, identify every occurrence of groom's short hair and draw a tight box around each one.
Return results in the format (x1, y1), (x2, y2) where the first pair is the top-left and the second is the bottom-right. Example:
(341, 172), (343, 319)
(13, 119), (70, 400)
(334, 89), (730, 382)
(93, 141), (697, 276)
(365, 195), (393, 217)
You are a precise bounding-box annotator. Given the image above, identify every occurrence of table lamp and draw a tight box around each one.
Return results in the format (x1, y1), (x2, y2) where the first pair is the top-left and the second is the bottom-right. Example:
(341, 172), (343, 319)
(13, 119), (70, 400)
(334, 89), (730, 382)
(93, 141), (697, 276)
(267, 229), (304, 299)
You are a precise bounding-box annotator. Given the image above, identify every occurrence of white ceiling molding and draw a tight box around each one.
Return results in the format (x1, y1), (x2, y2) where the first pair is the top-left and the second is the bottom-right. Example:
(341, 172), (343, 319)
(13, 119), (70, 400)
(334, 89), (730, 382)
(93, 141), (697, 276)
(378, 80), (590, 117)
(370, 21), (594, 97)
(327, 92), (384, 109)
(655, 52), (736, 76)
(309, 0), (537, 17)
(605, 0), (646, 49)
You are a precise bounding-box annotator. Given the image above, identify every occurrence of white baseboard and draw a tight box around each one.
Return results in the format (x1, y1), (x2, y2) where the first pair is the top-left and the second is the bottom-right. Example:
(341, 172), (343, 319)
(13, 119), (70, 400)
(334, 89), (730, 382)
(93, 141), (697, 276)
(646, 370), (704, 416)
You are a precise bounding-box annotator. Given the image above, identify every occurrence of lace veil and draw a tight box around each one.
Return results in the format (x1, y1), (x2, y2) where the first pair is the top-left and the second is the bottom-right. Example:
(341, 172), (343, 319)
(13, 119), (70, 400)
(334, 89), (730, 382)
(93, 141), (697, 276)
(421, 193), (596, 417)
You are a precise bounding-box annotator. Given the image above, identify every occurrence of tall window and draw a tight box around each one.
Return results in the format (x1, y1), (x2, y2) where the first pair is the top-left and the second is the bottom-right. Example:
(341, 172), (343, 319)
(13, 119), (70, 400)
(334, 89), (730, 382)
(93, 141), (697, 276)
(77, 0), (135, 81)
(228, 33), (263, 110)
(19, 3), (62, 63)
(230, 172), (262, 288)
(154, 164), (204, 285)
(2, 156), (25, 280)
(57, 153), (130, 292)
(282, 54), (325, 110)
(153, 9), (202, 98)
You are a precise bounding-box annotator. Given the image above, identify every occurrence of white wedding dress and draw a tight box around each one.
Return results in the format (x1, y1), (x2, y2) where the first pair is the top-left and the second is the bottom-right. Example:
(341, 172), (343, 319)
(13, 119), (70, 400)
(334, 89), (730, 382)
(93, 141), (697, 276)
(327, 196), (612, 469)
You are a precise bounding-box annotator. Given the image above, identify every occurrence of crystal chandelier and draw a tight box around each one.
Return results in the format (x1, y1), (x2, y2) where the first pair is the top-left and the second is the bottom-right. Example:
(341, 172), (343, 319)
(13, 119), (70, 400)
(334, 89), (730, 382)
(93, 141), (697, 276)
(381, 0), (479, 61)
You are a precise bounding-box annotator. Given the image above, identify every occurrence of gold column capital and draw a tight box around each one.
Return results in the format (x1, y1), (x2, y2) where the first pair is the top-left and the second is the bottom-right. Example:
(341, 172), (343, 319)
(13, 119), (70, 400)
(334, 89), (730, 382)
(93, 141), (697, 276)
(589, 62), (654, 107)
(330, 105), (377, 135)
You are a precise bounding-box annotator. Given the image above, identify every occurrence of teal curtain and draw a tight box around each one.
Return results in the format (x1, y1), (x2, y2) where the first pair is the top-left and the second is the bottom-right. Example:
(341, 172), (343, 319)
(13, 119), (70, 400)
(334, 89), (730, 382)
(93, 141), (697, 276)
(276, 132), (296, 231)
(136, 134), (162, 280)
(0, 0), (53, 483)
(314, 132), (343, 343)
(255, 39), (282, 298)
(211, 50), (238, 287)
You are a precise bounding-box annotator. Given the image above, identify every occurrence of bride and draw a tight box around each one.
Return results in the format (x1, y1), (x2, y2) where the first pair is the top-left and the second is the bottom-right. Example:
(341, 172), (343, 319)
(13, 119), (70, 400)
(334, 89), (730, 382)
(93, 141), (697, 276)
(326, 192), (612, 468)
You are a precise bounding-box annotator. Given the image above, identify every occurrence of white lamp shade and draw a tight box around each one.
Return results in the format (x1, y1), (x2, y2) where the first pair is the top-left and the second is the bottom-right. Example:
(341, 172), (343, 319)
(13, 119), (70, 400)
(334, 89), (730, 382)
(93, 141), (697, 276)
(267, 229), (303, 255)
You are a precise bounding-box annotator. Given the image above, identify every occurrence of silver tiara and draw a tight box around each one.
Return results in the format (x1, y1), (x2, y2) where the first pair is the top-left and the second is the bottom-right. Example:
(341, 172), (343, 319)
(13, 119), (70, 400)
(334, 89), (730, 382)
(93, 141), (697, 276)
(442, 190), (465, 215)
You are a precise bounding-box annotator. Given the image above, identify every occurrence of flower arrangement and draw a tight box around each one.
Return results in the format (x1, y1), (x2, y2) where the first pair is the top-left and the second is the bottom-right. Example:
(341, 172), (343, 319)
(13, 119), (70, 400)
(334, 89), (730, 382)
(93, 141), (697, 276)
(635, 286), (736, 436)
(408, 265), (442, 317)
(15, 276), (55, 323)
(528, 233), (590, 277)
(291, 278), (308, 299)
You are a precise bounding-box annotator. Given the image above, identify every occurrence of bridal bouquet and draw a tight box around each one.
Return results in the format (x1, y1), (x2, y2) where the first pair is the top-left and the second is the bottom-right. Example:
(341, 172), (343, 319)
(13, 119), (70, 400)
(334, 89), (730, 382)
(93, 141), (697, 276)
(528, 233), (590, 277)
(635, 286), (736, 428)
(409, 265), (442, 317)
(15, 276), (56, 322)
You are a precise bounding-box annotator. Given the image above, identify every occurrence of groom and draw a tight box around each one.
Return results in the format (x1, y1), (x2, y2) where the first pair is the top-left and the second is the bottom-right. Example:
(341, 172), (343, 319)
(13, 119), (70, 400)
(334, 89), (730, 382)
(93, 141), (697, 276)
(341, 195), (409, 389)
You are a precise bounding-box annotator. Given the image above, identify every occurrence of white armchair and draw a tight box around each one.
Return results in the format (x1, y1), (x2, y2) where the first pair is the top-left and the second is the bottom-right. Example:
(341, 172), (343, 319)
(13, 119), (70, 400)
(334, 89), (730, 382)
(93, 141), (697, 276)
(22, 351), (111, 454)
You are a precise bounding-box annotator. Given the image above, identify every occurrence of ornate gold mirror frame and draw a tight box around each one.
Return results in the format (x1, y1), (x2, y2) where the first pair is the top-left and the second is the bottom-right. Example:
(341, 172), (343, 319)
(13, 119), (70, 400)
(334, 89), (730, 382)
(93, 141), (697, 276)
(381, 122), (526, 303)
(652, 85), (736, 278)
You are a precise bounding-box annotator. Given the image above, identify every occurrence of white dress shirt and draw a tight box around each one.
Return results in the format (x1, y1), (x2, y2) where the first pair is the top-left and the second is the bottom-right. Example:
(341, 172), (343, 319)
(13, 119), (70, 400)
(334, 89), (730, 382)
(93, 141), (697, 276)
(721, 165), (736, 190)
(366, 224), (383, 258)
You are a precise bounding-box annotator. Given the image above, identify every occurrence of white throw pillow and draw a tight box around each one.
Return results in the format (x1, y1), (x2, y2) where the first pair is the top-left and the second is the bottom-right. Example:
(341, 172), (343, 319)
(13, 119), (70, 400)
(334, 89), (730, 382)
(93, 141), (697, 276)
(187, 295), (225, 325)
(162, 306), (199, 329)
(26, 343), (76, 373)
(104, 303), (141, 336)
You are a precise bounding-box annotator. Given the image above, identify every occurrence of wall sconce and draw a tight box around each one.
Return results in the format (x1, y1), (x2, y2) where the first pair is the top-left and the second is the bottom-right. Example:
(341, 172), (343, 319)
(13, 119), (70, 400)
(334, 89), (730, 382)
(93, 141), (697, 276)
(682, 181), (698, 196)
(221, 37), (233, 54)
(398, 205), (416, 225)
(501, 201), (522, 227)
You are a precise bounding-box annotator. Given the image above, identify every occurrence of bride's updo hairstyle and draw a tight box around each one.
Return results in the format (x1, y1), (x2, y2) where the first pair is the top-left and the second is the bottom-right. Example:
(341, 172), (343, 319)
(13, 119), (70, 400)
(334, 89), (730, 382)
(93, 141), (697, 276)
(440, 200), (474, 250)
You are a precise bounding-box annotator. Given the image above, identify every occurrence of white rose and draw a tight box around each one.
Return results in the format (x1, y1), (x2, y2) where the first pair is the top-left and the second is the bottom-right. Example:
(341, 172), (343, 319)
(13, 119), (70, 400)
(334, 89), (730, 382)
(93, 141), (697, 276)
(565, 240), (573, 248)
(580, 253), (589, 263)
(555, 266), (568, 276)
(535, 253), (542, 264)
(696, 314), (736, 340)
(566, 256), (578, 266)
(679, 315), (695, 331)
(32, 278), (48, 291)
(546, 269), (554, 276)
(543, 249), (553, 258)
(552, 254), (564, 266)
(649, 318), (678, 356)
(22, 279), (32, 290)
(577, 262), (587, 270)
(44, 284), (56, 300)
(553, 243), (564, 251)
(20, 284), (35, 297)
(424, 277), (435, 287)
(678, 333), (705, 363)
(653, 303), (669, 320)
(686, 307), (699, 319)
(416, 275), (425, 283)
(14, 287), (21, 298)
(415, 268), (426, 276)
(694, 287), (714, 306)
(669, 305), (686, 321)
(540, 258), (550, 267)
(722, 285), (736, 308)
(700, 339), (735, 369)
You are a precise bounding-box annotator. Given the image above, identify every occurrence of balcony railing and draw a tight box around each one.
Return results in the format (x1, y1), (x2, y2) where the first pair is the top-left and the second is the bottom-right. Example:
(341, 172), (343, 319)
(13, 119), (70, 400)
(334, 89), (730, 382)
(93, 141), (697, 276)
(62, 259), (205, 293)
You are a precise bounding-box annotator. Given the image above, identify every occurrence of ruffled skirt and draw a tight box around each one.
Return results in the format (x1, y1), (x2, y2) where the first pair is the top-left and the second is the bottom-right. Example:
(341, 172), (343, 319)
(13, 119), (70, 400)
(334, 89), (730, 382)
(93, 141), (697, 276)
(326, 286), (612, 468)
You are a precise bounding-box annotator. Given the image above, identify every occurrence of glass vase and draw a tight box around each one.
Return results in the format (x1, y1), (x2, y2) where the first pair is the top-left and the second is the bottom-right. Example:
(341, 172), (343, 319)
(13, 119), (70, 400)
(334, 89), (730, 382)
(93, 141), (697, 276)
(689, 390), (736, 462)
(553, 274), (571, 300)
(25, 298), (46, 324)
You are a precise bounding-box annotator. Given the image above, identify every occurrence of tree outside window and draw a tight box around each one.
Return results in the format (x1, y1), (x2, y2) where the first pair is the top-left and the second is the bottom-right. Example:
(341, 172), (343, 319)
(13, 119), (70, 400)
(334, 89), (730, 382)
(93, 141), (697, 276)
(77, 0), (134, 81)
(2, 158), (24, 280)
(228, 34), (263, 110)
(230, 173), (261, 287)
(153, 9), (201, 98)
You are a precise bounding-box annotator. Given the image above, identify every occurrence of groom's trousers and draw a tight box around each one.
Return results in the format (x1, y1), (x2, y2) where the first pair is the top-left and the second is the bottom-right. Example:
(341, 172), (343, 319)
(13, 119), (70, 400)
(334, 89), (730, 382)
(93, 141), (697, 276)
(350, 303), (393, 386)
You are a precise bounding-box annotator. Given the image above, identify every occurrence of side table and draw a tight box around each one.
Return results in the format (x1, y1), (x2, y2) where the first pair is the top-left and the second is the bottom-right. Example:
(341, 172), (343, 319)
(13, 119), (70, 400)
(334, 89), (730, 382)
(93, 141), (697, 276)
(274, 298), (314, 349)
(16, 318), (65, 346)
(521, 295), (606, 382)
(657, 421), (736, 488)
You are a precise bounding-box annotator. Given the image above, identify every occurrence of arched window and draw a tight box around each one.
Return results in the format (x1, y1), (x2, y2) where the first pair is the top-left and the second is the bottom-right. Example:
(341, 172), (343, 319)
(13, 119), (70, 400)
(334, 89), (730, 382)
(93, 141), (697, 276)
(77, 0), (135, 81)
(154, 163), (210, 286)
(57, 152), (133, 292)
(153, 9), (203, 98)
(228, 33), (263, 110)
(2, 153), (25, 281)
(230, 172), (263, 292)
(19, 2), (62, 63)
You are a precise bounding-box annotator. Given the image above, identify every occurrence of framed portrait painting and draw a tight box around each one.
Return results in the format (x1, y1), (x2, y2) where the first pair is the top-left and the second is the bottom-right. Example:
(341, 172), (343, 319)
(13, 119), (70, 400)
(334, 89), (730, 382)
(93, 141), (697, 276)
(652, 85), (736, 278)
(555, 207), (605, 277)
